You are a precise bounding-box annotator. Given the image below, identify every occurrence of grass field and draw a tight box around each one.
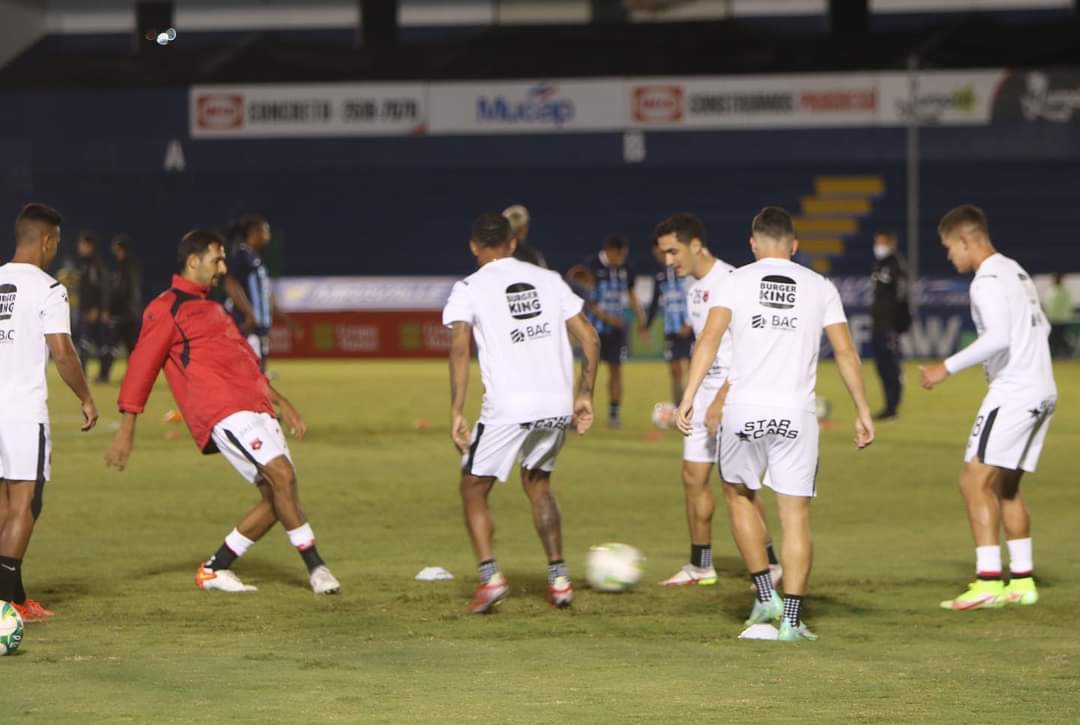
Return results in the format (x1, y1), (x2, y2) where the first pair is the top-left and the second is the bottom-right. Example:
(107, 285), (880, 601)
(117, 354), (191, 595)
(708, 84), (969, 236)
(5, 359), (1080, 723)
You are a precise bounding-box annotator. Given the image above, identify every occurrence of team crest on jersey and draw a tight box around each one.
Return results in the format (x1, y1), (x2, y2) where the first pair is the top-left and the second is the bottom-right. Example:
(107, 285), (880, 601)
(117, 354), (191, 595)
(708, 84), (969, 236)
(505, 283), (542, 320)
(0, 284), (16, 321)
(759, 275), (796, 310)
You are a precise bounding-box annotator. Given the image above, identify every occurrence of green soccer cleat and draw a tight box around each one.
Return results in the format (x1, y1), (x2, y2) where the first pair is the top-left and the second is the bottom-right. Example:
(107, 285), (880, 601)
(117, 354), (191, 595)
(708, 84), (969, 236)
(778, 618), (818, 642)
(999, 577), (1039, 606)
(745, 591), (783, 626)
(939, 580), (1005, 611)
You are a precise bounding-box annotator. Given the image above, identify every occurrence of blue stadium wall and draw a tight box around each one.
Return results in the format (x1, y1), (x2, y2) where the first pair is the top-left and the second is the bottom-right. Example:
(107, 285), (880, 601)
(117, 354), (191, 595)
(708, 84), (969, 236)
(2, 88), (1079, 294)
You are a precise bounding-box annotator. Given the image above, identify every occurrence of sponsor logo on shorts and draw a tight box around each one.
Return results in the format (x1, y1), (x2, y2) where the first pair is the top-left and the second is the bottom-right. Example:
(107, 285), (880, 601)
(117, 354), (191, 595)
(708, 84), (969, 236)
(759, 275), (796, 309)
(0, 284), (17, 321)
(250, 438), (263, 450)
(506, 282), (542, 320)
(520, 416), (572, 431)
(738, 418), (800, 440)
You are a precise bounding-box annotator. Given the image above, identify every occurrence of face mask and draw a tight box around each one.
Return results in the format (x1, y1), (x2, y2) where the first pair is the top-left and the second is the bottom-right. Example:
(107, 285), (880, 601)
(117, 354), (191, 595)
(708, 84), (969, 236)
(873, 243), (892, 260)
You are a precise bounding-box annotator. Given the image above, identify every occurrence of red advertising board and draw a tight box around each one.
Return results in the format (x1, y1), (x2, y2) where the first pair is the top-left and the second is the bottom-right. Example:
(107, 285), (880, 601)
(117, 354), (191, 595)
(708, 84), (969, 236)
(268, 310), (450, 359)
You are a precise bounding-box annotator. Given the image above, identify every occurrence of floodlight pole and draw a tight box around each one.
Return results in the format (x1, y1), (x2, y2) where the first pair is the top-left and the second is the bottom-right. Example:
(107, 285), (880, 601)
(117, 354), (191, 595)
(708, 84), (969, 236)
(906, 53), (921, 290)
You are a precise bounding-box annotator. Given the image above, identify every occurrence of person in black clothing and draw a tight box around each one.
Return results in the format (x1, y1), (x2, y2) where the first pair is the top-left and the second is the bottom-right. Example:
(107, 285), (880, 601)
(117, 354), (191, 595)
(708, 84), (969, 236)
(870, 230), (912, 420)
(98, 235), (142, 383)
(74, 230), (108, 376)
(502, 204), (547, 268)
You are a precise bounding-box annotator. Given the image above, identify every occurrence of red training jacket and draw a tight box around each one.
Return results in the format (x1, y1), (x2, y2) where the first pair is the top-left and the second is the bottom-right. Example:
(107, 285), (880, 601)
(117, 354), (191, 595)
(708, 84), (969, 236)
(118, 274), (275, 452)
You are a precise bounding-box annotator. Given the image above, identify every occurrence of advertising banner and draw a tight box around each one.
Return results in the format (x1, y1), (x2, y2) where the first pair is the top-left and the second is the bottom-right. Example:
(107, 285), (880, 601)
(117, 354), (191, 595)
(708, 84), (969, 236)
(269, 310), (450, 358)
(991, 69), (1080, 123)
(877, 70), (1003, 126)
(418, 79), (624, 134)
(627, 74), (879, 130)
(275, 276), (457, 312)
(190, 83), (427, 138)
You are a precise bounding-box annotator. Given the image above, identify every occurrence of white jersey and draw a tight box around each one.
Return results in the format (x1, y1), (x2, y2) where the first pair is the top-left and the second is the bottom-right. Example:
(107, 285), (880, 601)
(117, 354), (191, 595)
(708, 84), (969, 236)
(443, 257), (584, 425)
(686, 258), (735, 389)
(0, 262), (71, 424)
(712, 257), (846, 412)
(945, 254), (1056, 398)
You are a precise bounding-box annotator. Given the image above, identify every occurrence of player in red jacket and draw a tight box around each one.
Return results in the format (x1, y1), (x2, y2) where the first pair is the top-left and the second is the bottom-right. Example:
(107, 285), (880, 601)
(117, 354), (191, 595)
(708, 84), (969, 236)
(105, 230), (340, 595)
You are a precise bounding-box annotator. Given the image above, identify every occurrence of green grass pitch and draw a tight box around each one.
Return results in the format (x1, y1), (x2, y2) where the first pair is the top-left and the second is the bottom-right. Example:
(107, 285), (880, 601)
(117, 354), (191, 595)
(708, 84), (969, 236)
(5, 359), (1080, 723)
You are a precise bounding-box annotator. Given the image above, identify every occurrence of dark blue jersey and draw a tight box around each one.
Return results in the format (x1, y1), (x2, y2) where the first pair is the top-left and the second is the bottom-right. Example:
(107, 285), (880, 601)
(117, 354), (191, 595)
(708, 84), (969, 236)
(226, 244), (271, 334)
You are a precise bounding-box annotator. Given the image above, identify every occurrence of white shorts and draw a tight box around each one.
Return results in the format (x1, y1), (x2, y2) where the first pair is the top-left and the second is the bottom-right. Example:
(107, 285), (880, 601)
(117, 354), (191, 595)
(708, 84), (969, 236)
(462, 417), (571, 483)
(684, 385), (724, 464)
(211, 411), (292, 484)
(719, 404), (819, 497)
(965, 392), (1056, 473)
(0, 420), (50, 482)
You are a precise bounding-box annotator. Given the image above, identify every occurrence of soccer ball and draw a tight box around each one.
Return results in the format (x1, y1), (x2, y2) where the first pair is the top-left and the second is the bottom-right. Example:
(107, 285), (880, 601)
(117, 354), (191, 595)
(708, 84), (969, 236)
(815, 396), (832, 421)
(585, 543), (644, 592)
(0, 600), (24, 656)
(651, 402), (676, 430)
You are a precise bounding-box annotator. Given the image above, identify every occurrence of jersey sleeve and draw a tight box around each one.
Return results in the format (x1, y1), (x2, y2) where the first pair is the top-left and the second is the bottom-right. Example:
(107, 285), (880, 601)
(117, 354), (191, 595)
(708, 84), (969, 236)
(711, 275), (735, 312)
(944, 275), (1011, 374)
(117, 298), (175, 414)
(822, 280), (847, 326)
(442, 281), (474, 327)
(558, 278), (585, 321)
(40, 283), (71, 335)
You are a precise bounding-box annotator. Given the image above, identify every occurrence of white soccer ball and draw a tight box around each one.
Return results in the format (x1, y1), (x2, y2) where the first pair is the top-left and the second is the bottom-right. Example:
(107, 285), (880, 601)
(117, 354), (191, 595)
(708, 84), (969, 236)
(0, 600), (24, 656)
(651, 402), (676, 430)
(585, 543), (645, 592)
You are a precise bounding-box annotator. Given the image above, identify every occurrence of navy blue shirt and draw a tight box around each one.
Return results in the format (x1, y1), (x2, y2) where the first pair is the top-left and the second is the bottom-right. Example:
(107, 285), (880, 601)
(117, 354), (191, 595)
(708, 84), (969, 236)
(226, 244), (271, 335)
(586, 252), (636, 336)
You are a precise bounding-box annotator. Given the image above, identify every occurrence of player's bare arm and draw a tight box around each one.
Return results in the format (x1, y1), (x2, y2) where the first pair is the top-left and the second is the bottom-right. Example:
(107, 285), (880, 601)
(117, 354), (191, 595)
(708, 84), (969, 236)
(629, 288), (649, 338)
(566, 312), (600, 434)
(676, 306), (731, 434)
(448, 320), (472, 452)
(105, 412), (138, 471)
(224, 275), (259, 334)
(704, 381), (730, 438)
(45, 332), (98, 431)
(919, 362), (950, 389)
(268, 384), (306, 440)
(824, 322), (875, 449)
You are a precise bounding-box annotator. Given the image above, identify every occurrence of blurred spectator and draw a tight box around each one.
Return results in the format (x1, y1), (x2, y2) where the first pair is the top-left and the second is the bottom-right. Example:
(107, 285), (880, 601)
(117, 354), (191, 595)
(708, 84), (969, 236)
(1043, 273), (1073, 358)
(585, 233), (646, 428)
(222, 214), (295, 371)
(502, 204), (547, 268)
(98, 235), (142, 383)
(870, 230), (912, 420)
(74, 230), (108, 376)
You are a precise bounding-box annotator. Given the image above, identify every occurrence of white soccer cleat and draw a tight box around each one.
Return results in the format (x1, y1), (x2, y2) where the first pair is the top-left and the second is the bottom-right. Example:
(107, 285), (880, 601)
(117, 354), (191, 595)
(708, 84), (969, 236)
(309, 565), (341, 595)
(195, 566), (257, 593)
(660, 564), (718, 587)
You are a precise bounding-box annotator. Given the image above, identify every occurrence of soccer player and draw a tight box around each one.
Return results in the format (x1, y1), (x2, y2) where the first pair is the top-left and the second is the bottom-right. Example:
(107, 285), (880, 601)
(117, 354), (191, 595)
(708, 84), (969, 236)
(222, 215), (293, 370)
(445, 212), (599, 614)
(0, 203), (99, 621)
(676, 207), (874, 641)
(645, 235), (693, 404)
(105, 230), (340, 595)
(920, 205), (1056, 611)
(870, 230), (912, 420)
(654, 213), (781, 588)
(585, 234), (647, 428)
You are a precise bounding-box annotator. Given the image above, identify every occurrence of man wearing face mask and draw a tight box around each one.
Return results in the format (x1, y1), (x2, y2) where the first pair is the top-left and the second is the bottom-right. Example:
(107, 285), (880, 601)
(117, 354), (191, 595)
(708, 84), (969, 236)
(870, 230), (912, 420)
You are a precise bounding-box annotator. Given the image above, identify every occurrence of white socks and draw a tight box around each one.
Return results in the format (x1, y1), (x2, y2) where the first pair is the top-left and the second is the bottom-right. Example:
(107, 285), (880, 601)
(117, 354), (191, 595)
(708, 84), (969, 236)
(225, 528), (255, 557)
(1007, 538), (1033, 576)
(286, 523), (316, 549)
(975, 545), (1001, 576)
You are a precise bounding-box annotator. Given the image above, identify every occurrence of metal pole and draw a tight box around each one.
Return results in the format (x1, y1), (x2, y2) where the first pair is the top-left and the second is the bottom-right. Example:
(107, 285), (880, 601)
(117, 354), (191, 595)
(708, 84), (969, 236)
(906, 54), (920, 289)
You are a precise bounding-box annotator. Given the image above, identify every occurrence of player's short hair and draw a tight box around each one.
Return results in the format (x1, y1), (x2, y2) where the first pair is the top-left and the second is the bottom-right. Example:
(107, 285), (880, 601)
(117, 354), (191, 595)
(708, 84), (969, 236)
(938, 205), (989, 238)
(603, 233), (629, 251)
(471, 212), (512, 248)
(874, 229), (899, 242)
(655, 213), (706, 246)
(502, 204), (529, 234)
(14, 203), (64, 247)
(751, 206), (796, 243)
(78, 229), (98, 246)
(177, 229), (224, 271)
